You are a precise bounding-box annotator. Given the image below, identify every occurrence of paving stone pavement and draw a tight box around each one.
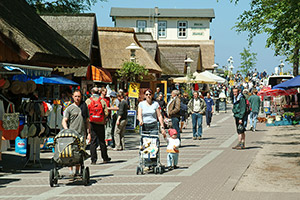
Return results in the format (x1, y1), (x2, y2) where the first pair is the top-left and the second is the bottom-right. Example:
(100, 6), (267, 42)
(0, 109), (299, 200)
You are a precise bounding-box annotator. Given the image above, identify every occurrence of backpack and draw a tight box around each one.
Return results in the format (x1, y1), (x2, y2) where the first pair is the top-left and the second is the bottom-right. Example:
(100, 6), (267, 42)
(179, 102), (188, 116)
(88, 97), (104, 123)
(245, 98), (250, 115)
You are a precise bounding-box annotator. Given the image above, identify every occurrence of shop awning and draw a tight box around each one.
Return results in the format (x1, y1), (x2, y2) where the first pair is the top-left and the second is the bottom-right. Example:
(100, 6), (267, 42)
(273, 75), (300, 89)
(34, 76), (79, 85)
(12, 74), (79, 85)
(1, 63), (52, 76)
(86, 65), (112, 83)
(258, 88), (298, 97)
(0, 66), (25, 75)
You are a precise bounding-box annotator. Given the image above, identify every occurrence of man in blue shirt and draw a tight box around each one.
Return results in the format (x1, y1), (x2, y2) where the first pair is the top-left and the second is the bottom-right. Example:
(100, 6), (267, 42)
(204, 92), (214, 128)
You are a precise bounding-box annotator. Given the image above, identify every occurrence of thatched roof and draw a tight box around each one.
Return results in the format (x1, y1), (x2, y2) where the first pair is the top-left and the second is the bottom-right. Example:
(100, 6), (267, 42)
(41, 14), (97, 60)
(0, 0), (89, 67)
(136, 33), (180, 75)
(98, 27), (162, 73)
(41, 13), (101, 76)
(158, 41), (214, 73)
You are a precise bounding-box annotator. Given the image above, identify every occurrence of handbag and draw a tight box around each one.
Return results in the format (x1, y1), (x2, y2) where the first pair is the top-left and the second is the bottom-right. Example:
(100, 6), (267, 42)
(2, 103), (19, 130)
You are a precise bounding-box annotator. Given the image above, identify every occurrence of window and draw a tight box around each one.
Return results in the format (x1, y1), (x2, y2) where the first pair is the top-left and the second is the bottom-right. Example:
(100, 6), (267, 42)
(158, 21), (167, 37)
(178, 21), (187, 38)
(137, 20), (146, 32)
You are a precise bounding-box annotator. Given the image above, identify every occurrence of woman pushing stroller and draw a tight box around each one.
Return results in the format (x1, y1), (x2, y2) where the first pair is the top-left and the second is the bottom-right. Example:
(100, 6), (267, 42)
(138, 89), (166, 137)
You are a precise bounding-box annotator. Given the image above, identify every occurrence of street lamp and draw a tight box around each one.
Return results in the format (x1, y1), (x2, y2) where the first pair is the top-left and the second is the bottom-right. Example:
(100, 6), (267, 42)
(227, 56), (234, 76)
(184, 58), (194, 74)
(184, 58), (194, 87)
(212, 63), (218, 74)
(279, 60), (284, 75)
(126, 43), (141, 62)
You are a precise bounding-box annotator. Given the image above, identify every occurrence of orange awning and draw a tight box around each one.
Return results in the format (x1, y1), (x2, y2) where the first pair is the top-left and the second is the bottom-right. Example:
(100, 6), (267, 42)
(87, 65), (112, 83)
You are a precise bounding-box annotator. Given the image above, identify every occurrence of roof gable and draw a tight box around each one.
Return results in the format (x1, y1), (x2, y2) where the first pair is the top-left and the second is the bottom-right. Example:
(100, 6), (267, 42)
(0, 0), (89, 67)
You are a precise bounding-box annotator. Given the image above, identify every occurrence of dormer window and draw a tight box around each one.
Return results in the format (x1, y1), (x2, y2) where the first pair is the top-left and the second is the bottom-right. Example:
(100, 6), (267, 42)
(178, 21), (187, 38)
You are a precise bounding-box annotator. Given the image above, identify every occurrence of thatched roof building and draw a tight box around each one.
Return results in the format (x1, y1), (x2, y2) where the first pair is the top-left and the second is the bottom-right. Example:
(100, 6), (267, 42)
(158, 40), (215, 74)
(98, 27), (162, 74)
(0, 0), (89, 67)
(135, 33), (180, 76)
(41, 13), (102, 77)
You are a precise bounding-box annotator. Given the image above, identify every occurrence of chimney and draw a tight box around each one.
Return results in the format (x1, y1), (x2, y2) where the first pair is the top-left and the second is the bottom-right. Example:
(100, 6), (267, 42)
(154, 7), (159, 16)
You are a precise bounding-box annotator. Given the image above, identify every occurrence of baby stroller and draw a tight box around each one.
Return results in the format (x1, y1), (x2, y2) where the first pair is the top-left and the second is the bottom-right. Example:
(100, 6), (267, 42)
(49, 129), (90, 187)
(136, 126), (165, 175)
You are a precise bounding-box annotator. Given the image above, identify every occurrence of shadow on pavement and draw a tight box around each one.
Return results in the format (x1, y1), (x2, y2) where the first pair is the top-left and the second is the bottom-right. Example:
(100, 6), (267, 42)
(90, 174), (114, 179)
(271, 152), (300, 158)
(0, 153), (53, 173)
(255, 141), (300, 145)
(180, 144), (200, 148)
(0, 178), (20, 188)
(244, 146), (262, 150)
(201, 137), (216, 140)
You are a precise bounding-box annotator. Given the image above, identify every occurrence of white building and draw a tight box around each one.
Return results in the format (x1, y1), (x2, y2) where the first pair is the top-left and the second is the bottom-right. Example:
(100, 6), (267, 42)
(110, 7), (216, 73)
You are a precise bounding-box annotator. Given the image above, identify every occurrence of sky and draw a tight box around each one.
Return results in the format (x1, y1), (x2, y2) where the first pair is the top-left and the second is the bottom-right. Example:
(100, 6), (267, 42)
(90, 0), (289, 74)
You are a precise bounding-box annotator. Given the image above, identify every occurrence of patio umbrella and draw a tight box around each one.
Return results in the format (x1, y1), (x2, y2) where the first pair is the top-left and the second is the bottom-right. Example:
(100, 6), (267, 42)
(199, 71), (226, 83)
(273, 75), (300, 89)
(172, 73), (216, 84)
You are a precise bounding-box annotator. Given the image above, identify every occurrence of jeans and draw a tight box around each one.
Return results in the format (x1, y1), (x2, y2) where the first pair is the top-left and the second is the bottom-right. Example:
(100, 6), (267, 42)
(171, 117), (180, 139)
(205, 110), (212, 125)
(192, 113), (203, 137)
(167, 153), (178, 167)
(249, 112), (258, 130)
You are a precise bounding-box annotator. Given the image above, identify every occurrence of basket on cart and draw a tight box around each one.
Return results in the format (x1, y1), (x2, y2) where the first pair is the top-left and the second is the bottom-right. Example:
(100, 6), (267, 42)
(49, 129), (90, 186)
(136, 127), (165, 175)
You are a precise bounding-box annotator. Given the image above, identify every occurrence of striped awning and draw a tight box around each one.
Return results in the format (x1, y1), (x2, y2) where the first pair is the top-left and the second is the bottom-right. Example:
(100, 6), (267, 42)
(86, 65), (112, 83)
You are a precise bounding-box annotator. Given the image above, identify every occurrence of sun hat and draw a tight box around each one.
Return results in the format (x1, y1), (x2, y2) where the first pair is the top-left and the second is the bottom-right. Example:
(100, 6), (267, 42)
(26, 80), (37, 94)
(2, 79), (10, 89)
(10, 81), (23, 94)
(0, 79), (5, 87)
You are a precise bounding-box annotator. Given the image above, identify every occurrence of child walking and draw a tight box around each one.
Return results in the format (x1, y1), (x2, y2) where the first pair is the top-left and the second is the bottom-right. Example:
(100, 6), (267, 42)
(166, 129), (180, 170)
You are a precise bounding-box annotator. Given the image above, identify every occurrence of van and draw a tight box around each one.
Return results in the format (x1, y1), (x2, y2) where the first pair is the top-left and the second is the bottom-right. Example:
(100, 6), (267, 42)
(267, 75), (294, 88)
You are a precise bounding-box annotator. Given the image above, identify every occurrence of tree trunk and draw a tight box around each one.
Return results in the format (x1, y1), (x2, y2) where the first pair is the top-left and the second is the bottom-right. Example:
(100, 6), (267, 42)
(293, 44), (300, 76)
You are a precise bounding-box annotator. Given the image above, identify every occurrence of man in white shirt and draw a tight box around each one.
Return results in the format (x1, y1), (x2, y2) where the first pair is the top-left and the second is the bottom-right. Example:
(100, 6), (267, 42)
(187, 91), (207, 140)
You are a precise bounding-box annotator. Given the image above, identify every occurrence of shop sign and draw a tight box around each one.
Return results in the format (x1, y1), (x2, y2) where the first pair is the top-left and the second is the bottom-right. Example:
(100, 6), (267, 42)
(128, 82), (140, 98)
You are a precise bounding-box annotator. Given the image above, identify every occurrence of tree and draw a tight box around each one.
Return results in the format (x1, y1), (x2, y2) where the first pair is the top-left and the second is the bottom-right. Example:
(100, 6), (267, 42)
(229, 0), (300, 76)
(26, 0), (105, 14)
(116, 61), (148, 88)
(239, 47), (257, 76)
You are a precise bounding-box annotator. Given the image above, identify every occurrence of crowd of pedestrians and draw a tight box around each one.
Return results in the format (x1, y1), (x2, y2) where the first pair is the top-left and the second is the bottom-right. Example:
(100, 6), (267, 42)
(61, 70), (266, 175)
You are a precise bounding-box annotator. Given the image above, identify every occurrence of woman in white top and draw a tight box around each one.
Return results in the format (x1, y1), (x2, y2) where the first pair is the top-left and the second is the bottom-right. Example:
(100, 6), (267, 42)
(138, 89), (166, 136)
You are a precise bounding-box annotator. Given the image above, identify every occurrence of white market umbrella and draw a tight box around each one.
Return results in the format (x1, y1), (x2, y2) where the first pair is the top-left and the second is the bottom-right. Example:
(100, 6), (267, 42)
(172, 72), (216, 84)
(200, 71), (226, 83)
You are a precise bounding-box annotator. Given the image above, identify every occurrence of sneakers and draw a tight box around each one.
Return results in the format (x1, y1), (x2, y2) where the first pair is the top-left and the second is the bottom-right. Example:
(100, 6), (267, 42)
(197, 136), (202, 140)
(232, 143), (241, 149)
(232, 142), (245, 150)
(192, 137), (197, 140)
(173, 165), (179, 169)
(207, 125), (210, 128)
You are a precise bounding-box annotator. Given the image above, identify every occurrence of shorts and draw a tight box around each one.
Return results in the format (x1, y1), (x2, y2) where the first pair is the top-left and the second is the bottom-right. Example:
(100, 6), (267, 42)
(235, 117), (245, 134)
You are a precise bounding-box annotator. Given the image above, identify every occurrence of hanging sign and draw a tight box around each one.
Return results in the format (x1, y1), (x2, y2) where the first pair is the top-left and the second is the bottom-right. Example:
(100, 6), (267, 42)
(128, 82), (140, 98)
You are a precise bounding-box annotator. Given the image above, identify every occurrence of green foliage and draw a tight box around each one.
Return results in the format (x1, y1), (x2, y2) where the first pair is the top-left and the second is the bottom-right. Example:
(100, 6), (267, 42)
(239, 48), (257, 76)
(232, 0), (300, 76)
(26, 0), (105, 14)
(116, 61), (149, 84)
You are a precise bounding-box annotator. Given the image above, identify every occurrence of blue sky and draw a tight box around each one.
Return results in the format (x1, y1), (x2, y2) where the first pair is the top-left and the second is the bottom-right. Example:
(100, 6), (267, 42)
(90, 0), (289, 74)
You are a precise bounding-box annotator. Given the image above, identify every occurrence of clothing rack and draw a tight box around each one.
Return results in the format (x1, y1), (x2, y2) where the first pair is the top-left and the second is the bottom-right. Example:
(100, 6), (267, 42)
(0, 94), (13, 104)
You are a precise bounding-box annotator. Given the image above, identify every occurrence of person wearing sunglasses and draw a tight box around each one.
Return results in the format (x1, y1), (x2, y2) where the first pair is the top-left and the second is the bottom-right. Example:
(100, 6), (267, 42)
(138, 89), (166, 137)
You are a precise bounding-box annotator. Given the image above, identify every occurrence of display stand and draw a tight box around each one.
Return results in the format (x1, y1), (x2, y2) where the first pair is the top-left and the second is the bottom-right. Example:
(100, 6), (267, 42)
(24, 137), (42, 168)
